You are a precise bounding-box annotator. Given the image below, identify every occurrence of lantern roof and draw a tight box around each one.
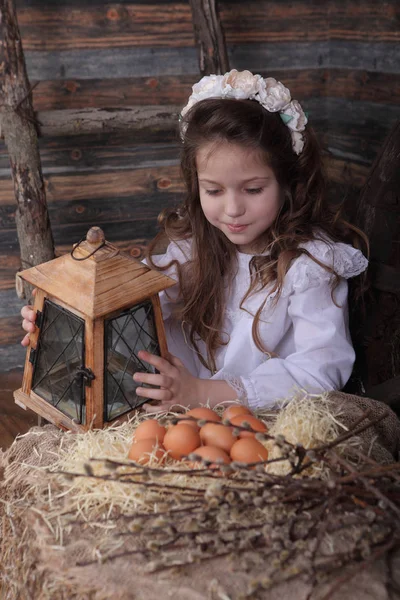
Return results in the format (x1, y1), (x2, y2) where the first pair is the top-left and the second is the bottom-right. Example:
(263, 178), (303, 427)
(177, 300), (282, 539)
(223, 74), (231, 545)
(18, 227), (176, 318)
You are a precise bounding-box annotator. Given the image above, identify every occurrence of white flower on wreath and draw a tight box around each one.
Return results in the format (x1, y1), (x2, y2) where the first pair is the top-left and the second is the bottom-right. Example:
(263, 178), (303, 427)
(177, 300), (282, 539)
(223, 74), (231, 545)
(281, 100), (308, 132)
(221, 69), (261, 99)
(192, 74), (224, 99)
(256, 77), (291, 112)
(180, 96), (196, 118)
(291, 131), (305, 155)
(181, 75), (223, 117)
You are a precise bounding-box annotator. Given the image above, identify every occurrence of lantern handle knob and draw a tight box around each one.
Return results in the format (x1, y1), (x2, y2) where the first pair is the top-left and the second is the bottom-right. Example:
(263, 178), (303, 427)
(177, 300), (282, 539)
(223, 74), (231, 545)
(71, 227), (107, 261)
(86, 227), (105, 245)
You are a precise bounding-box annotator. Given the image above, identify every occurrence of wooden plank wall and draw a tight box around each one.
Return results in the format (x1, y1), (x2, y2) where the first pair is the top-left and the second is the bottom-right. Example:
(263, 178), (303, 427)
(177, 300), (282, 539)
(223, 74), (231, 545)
(0, 0), (399, 372)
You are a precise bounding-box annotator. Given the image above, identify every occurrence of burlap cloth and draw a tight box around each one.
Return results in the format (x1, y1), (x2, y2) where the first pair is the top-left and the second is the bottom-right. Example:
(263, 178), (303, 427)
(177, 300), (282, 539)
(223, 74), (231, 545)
(1, 391), (399, 600)
(317, 391), (400, 463)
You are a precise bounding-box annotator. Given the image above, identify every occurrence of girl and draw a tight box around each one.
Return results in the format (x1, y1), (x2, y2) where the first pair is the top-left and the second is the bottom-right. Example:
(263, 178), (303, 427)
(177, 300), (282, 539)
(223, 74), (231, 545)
(21, 70), (368, 413)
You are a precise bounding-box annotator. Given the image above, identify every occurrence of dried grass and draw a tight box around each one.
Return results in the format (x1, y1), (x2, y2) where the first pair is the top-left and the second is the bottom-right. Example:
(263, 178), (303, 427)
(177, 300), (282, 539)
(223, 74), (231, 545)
(263, 391), (363, 476)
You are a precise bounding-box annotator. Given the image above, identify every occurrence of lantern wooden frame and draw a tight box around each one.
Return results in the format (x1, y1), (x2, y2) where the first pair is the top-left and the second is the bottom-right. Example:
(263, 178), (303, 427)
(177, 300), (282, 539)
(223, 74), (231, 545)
(14, 227), (175, 432)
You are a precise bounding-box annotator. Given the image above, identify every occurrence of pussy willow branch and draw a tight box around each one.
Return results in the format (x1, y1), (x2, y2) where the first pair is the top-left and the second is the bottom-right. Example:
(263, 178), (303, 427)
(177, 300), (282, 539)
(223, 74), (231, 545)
(326, 451), (400, 520)
(56, 470), (205, 497)
(92, 453), (294, 476)
(72, 502), (205, 526)
(116, 520), (268, 541)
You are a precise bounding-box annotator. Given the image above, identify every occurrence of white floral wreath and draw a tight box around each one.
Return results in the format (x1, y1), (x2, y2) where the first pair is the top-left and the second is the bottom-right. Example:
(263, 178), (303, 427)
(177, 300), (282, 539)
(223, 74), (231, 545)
(180, 69), (308, 155)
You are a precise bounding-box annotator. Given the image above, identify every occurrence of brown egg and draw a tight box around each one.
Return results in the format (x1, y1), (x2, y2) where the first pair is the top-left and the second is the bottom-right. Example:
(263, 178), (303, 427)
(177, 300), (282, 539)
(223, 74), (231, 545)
(199, 422), (237, 454)
(186, 407), (221, 423)
(191, 445), (231, 467)
(175, 416), (200, 431)
(230, 438), (269, 463)
(230, 414), (268, 438)
(163, 424), (201, 460)
(222, 404), (252, 422)
(128, 438), (165, 464)
(134, 419), (166, 443)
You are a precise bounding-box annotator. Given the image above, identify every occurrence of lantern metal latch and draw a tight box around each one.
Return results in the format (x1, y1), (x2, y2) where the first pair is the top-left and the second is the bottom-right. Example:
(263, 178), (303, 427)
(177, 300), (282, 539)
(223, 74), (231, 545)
(35, 310), (43, 329)
(29, 347), (37, 365)
(74, 367), (95, 387)
(28, 311), (43, 367)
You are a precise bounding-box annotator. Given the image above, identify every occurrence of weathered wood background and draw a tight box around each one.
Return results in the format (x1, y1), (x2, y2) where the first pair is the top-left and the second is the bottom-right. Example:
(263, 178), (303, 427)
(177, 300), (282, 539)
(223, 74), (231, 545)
(1, 0), (399, 372)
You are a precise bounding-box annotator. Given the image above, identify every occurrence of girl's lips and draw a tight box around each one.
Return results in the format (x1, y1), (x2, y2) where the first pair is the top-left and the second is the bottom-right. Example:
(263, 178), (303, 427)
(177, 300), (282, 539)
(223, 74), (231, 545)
(226, 224), (248, 233)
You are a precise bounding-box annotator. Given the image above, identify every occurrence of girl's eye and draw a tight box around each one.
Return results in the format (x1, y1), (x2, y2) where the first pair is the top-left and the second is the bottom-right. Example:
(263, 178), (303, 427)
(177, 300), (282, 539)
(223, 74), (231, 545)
(246, 187), (263, 194)
(204, 187), (264, 196)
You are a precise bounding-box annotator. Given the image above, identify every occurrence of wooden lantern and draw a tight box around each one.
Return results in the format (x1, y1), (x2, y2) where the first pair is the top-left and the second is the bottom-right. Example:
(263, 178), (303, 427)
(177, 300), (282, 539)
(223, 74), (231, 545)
(14, 227), (175, 432)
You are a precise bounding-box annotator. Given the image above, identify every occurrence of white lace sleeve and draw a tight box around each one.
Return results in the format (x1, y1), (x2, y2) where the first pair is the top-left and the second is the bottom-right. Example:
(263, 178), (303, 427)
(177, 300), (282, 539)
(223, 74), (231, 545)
(221, 373), (249, 405)
(286, 239), (368, 295)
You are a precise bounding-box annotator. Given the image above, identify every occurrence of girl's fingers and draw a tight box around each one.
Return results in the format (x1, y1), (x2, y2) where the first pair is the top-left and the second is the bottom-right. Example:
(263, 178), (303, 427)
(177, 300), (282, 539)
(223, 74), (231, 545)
(134, 373), (172, 388)
(21, 333), (30, 347)
(166, 352), (184, 368)
(21, 305), (35, 321)
(142, 402), (173, 414)
(136, 386), (172, 402)
(137, 350), (175, 374)
(22, 318), (36, 333)
(142, 401), (186, 414)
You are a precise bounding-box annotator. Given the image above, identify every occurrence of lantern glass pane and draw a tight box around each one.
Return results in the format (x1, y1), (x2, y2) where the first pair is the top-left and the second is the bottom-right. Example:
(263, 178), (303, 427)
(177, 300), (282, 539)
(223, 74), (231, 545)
(32, 300), (85, 423)
(104, 300), (160, 421)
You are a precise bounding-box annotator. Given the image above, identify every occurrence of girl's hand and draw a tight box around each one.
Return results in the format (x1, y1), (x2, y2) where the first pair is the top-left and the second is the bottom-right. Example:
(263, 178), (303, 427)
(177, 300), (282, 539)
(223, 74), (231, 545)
(134, 350), (202, 413)
(21, 305), (36, 346)
(20, 288), (37, 347)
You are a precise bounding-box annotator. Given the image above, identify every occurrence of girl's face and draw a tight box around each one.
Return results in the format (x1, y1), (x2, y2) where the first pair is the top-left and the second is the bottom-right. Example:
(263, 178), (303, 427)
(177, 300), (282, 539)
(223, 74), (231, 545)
(196, 141), (282, 254)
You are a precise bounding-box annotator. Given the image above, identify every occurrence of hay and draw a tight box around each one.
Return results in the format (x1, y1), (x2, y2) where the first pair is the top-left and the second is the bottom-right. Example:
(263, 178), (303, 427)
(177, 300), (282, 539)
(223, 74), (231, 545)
(263, 391), (363, 477)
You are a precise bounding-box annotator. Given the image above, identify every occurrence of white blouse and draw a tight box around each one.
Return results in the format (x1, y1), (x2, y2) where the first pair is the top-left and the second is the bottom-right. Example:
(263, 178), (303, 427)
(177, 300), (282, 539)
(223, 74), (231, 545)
(151, 238), (368, 411)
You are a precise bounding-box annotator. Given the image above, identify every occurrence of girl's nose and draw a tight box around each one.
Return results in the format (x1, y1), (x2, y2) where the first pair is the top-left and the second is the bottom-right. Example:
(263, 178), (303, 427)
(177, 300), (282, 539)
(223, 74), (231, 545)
(224, 193), (245, 217)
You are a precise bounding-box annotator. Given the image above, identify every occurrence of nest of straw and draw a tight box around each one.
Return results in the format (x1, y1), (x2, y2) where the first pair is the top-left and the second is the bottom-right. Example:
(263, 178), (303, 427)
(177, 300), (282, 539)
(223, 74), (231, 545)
(1, 392), (399, 600)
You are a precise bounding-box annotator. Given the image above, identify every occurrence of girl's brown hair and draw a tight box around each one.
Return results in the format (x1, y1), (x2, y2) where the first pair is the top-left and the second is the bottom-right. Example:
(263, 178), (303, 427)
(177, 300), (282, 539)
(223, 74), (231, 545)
(147, 98), (368, 373)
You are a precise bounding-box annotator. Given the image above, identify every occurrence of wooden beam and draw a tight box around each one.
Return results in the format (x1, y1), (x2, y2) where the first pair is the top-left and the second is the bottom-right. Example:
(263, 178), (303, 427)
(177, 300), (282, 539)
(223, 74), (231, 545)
(0, 97), (395, 146)
(0, 0), (54, 300)
(34, 106), (180, 138)
(189, 0), (229, 75)
(12, 2), (399, 51)
(0, 106), (179, 139)
(25, 71), (400, 113)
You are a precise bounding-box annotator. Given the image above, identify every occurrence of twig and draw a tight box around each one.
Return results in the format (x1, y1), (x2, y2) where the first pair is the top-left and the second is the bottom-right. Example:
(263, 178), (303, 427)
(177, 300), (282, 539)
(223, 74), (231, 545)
(55, 470), (205, 497)
(312, 408), (389, 452)
(327, 452), (400, 520)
